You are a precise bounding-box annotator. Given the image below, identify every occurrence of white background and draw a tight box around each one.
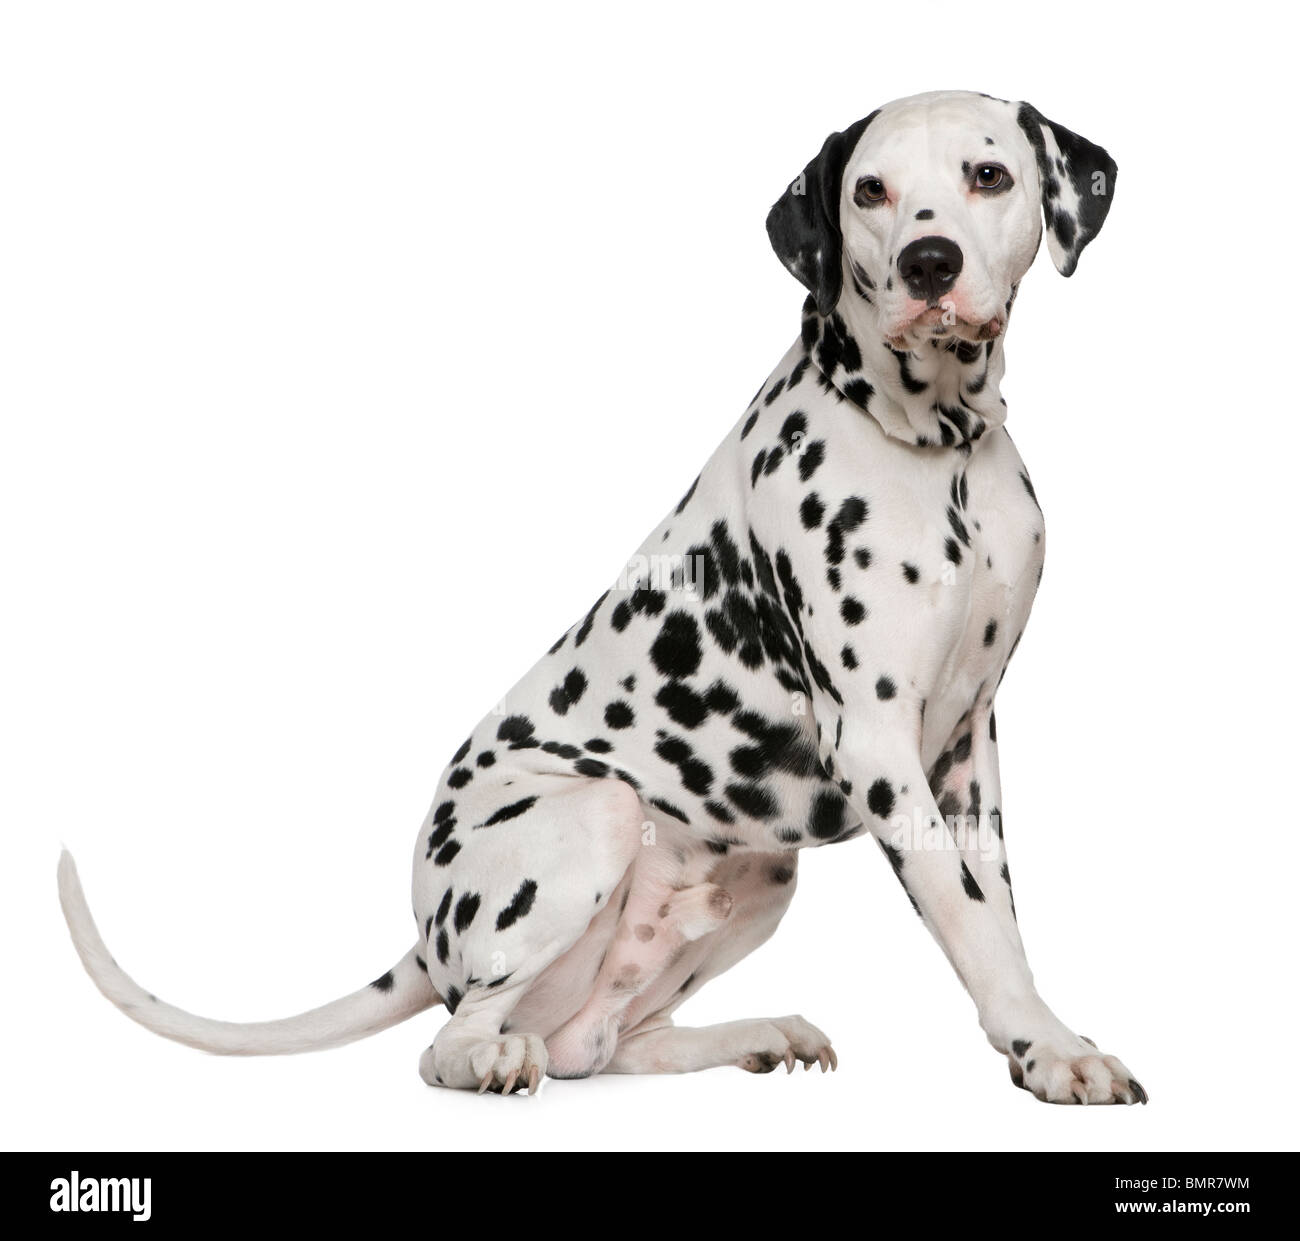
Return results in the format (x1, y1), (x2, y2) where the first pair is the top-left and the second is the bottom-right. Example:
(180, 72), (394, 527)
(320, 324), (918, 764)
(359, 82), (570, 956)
(3, 1), (1296, 1153)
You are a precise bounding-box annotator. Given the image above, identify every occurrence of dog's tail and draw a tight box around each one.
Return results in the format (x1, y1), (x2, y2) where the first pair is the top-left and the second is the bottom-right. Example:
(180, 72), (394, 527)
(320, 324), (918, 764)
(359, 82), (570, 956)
(57, 850), (440, 1055)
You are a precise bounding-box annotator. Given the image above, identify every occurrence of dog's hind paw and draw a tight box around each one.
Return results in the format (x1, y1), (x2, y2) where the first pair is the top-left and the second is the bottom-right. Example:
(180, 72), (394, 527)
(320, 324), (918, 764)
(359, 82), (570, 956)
(421, 1031), (547, 1095)
(472, 1033), (547, 1095)
(738, 1015), (837, 1075)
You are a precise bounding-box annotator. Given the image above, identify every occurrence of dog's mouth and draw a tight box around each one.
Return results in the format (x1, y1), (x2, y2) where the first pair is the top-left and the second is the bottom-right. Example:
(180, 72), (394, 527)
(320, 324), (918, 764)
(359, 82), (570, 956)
(884, 304), (1004, 352)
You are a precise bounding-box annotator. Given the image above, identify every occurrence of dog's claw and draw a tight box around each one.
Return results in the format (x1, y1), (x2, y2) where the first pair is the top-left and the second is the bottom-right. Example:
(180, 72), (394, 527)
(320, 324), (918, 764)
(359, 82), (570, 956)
(828, 1046), (838, 1072)
(1129, 1077), (1148, 1105)
(783, 1049), (796, 1074)
(528, 1065), (541, 1095)
(818, 1048), (830, 1073)
(477, 1071), (494, 1095)
(502, 1069), (519, 1096)
(1071, 1081), (1088, 1106)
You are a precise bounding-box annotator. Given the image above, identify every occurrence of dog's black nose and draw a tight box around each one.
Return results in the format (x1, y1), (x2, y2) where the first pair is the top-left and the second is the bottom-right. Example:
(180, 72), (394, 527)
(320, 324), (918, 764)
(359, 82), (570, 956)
(897, 235), (964, 302)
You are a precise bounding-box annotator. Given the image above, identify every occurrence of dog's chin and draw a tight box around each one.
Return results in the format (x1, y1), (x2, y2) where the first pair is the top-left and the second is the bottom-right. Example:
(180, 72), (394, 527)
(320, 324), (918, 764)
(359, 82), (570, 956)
(883, 306), (1004, 352)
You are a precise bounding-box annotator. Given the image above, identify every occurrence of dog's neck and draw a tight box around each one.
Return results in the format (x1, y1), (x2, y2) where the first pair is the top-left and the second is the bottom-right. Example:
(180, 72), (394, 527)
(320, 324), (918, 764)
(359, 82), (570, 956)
(802, 292), (1013, 449)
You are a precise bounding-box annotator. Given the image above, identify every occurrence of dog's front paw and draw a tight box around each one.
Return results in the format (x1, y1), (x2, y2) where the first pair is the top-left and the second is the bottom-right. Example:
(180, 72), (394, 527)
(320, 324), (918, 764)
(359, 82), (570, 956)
(1007, 1034), (1147, 1105)
(739, 1015), (837, 1074)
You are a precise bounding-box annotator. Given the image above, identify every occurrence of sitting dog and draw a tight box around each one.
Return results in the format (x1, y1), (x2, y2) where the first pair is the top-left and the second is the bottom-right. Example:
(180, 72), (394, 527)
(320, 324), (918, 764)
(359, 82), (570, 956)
(60, 89), (1146, 1104)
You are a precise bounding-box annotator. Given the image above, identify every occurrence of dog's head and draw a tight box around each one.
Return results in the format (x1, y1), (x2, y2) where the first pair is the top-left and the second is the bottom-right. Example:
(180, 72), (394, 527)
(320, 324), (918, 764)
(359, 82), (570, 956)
(766, 91), (1116, 350)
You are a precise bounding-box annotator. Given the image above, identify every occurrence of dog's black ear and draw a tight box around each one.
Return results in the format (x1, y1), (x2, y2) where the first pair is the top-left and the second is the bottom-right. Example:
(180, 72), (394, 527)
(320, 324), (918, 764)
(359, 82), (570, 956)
(766, 113), (876, 315)
(1016, 104), (1117, 276)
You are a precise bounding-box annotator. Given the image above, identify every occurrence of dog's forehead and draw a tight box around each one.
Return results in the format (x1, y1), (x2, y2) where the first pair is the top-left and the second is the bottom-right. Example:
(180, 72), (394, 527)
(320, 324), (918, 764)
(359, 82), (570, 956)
(847, 92), (1025, 172)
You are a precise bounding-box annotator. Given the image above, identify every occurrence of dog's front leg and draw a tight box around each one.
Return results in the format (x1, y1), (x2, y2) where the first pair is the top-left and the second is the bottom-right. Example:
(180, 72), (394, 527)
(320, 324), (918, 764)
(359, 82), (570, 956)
(927, 704), (1021, 949)
(834, 726), (1146, 1104)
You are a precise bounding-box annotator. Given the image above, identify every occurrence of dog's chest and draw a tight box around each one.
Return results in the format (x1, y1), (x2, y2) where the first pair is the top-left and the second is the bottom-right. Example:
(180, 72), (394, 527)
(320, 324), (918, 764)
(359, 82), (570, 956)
(916, 432), (1045, 760)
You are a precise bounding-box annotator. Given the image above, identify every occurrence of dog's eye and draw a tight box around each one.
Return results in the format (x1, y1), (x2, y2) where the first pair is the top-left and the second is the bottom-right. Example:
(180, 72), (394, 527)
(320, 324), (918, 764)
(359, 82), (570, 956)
(854, 176), (887, 206)
(974, 164), (1008, 190)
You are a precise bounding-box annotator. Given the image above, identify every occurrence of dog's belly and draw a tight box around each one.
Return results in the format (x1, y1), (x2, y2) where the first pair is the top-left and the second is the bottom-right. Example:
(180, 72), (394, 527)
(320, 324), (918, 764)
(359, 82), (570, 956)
(507, 841), (796, 1049)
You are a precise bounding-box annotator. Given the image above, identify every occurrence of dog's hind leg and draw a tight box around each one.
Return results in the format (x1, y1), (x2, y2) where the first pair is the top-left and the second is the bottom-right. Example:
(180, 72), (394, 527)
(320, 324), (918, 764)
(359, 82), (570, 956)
(605, 1015), (836, 1075)
(414, 775), (642, 1093)
(599, 851), (835, 1076)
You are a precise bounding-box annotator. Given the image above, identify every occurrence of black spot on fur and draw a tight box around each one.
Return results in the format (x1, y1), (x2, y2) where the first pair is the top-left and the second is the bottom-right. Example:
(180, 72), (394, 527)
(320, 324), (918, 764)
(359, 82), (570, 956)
(574, 591), (608, 648)
(866, 778), (895, 818)
(960, 862), (985, 901)
(541, 741), (581, 759)
(495, 879), (539, 931)
(453, 892), (481, 933)
(370, 970), (394, 992)
(654, 734), (714, 795)
(497, 715), (537, 747)
(780, 410), (807, 444)
(808, 790), (847, 839)
(1019, 470), (1040, 511)
(478, 795), (540, 828)
(798, 440), (825, 482)
(650, 797), (690, 824)
(548, 667), (588, 716)
(651, 612), (703, 679)
(728, 713), (820, 780)
(875, 676), (896, 700)
(426, 816), (456, 856)
(800, 493), (825, 529)
(705, 680), (740, 714)
(675, 474), (700, 514)
(655, 680), (710, 729)
(836, 496), (868, 531)
(843, 377), (873, 406)
(605, 700), (635, 729)
(725, 781), (779, 819)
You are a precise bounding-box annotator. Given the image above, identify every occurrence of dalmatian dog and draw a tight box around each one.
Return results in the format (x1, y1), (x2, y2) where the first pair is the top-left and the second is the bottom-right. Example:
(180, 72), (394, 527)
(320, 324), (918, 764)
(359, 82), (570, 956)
(60, 89), (1148, 1105)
